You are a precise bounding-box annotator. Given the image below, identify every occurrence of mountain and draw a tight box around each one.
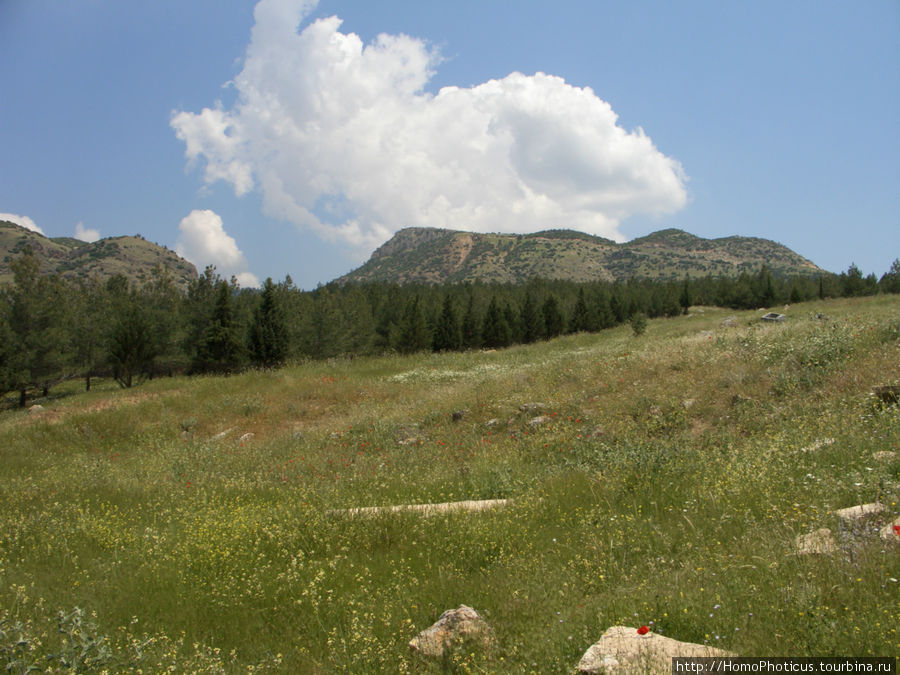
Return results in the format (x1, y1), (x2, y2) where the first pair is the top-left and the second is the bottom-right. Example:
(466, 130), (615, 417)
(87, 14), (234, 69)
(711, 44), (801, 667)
(0, 220), (197, 290)
(339, 227), (823, 285)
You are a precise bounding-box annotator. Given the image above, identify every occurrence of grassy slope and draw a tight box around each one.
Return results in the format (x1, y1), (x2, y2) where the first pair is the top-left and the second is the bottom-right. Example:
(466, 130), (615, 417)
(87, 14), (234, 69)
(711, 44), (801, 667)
(1, 296), (898, 672)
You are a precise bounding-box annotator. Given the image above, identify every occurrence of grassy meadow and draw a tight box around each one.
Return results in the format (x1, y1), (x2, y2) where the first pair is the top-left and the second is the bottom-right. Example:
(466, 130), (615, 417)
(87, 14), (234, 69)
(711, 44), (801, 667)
(1, 296), (898, 672)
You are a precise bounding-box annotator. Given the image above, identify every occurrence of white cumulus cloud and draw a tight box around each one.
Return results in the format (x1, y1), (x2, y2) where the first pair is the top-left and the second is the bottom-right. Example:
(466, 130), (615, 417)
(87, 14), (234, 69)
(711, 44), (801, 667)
(172, 0), (687, 257)
(175, 209), (260, 287)
(1, 212), (44, 235)
(74, 222), (101, 243)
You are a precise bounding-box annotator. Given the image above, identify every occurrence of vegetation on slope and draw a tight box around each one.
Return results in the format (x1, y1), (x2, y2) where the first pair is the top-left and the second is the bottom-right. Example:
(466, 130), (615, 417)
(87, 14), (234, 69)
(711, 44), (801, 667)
(340, 227), (824, 284)
(1, 295), (898, 671)
(0, 220), (196, 290)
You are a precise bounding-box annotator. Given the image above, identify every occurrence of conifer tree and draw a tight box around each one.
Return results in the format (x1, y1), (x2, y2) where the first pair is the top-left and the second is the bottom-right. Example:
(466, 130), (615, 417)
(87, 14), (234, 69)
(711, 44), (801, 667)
(248, 277), (288, 368)
(392, 295), (431, 354)
(432, 294), (462, 352)
(461, 294), (481, 349)
(193, 280), (245, 373)
(7, 248), (73, 404)
(569, 288), (592, 333)
(481, 296), (510, 348)
(542, 294), (565, 339)
(679, 278), (692, 315)
(520, 291), (543, 343)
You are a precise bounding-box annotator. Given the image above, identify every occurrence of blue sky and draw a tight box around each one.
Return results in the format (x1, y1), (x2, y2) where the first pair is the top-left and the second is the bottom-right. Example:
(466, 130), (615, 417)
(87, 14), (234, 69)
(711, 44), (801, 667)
(1, 0), (897, 289)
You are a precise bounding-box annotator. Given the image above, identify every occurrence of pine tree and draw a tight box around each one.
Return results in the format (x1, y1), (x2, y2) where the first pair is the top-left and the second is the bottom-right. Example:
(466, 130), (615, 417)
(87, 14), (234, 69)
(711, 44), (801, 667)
(461, 294), (481, 349)
(520, 291), (543, 343)
(7, 248), (73, 404)
(432, 294), (462, 352)
(108, 302), (157, 388)
(569, 288), (591, 333)
(248, 278), (288, 368)
(481, 296), (510, 348)
(679, 278), (692, 315)
(542, 295), (564, 339)
(595, 287), (616, 329)
(392, 295), (431, 354)
(193, 280), (245, 373)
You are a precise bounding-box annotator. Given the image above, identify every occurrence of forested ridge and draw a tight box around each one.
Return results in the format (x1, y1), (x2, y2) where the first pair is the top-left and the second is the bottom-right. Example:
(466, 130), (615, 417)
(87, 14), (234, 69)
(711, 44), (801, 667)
(1, 244), (897, 407)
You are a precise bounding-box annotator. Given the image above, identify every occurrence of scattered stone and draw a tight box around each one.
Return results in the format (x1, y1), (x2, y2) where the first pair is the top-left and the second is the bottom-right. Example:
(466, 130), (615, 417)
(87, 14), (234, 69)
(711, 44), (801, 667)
(330, 499), (509, 518)
(28, 404), (45, 415)
(529, 415), (550, 427)
(451, 410), (466, 422)
(879, 517), (900, 543)
(834, 502), (885, 525)
(699, 330), (715, 339)
(761, 312), (786, 322)
(239, 432), (255, 443)
(682, 399), (697, 410)
(211, 428), (233, 440)
(720, 316), (738, 328)
(485, 419), (501, 428)
(800, 438), (835, 453)
(409, 605), (496, 658)
(873, 451), (897, 461)
(576, 626), (734, 674)
(292, 431), (304, 441)
(398, 434), (424, 446)
(519, 402), (546, 414)
(795, 528), (838, 555)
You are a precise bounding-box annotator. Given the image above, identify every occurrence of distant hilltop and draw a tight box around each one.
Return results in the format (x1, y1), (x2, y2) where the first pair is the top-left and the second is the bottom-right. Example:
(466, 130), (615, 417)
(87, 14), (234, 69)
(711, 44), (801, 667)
(0, 220), (197, 290)
(339, 227), (823, 285)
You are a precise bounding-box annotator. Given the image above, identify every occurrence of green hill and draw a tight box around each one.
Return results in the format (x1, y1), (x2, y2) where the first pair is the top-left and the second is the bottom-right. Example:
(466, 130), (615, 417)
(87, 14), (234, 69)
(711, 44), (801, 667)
(0, 220), (197, 290)
(340, 227), (823, 284)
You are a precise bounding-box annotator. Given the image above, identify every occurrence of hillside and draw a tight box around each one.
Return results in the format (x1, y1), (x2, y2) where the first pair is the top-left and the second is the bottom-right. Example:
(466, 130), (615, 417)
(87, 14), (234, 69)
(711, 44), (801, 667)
(340, 227), (823, 284)
(1, 296), (897, 670)
(0, 220), (197, 290)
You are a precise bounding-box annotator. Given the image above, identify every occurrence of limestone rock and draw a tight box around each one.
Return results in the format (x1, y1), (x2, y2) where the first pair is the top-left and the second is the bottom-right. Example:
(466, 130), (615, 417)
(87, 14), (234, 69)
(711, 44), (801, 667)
(28, 404), (45, 414)
(835, 502), (885, 525)
(879, 517), (900, 543)
(795, 528), (837, 555)
(577, 626), (734, 674)
(529, 415), (550, 427)
(872, 451), (897, 461)
(211, 428), (233, 440)
(239, 432), (255, 443)
(409, 605), (495, 658)
(519, 402), (546, 414)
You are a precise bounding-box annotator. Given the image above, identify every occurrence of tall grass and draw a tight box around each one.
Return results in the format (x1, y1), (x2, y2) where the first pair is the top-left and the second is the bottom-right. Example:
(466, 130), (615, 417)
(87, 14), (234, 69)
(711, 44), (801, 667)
(1, 296), (898, 672)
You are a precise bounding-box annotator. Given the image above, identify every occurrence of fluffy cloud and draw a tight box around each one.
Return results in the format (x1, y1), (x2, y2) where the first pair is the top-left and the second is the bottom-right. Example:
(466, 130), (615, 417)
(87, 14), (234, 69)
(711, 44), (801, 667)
(172, 0), (687, 256)
(175, 209), (260, 287)
(74, 222), (100, 243)
(1, 212), (44, 235)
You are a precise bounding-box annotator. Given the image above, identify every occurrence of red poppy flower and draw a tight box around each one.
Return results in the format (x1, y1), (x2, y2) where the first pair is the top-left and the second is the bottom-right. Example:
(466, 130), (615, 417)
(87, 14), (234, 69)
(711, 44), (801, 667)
(893, 524), (900, 537)
(637, 625), (650, 635)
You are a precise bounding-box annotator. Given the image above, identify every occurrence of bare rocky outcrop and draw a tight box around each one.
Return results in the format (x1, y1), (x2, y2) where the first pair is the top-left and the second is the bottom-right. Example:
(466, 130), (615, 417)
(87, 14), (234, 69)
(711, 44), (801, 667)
(409, 605), (495, 658)
(577, 626), (734, 674)
(795, 528), (838, 555)
(834, 502), (885, 525)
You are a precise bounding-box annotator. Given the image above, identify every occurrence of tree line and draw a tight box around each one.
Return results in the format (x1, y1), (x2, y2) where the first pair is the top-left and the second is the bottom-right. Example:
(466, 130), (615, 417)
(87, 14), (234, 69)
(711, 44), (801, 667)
(2, 245), (898, 407)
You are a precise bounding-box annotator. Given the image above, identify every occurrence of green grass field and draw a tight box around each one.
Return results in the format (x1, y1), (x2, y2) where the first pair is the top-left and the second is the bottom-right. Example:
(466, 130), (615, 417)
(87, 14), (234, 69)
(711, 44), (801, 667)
(2, 296), (898, 672)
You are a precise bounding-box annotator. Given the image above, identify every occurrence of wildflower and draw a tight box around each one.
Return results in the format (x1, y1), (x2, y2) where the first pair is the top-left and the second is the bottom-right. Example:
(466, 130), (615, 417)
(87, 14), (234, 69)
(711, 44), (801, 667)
(637, 626), (650, 635)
